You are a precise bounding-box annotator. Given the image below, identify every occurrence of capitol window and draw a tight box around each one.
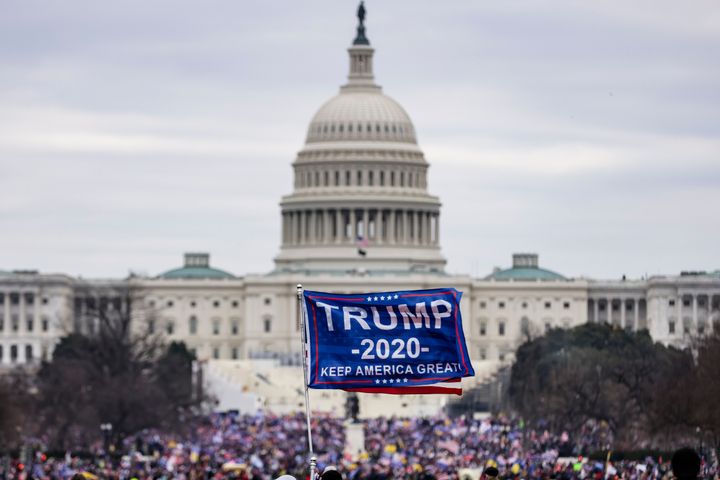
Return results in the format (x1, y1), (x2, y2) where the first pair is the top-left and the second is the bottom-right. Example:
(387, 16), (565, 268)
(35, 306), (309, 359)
(41, 317), (49, 332)
(213, 348), (219, 359)
(375, 124), (380, 133)
(668, 321), (675, 334)
(264, 317), (272, 333)
(339, 124), (344, 133)
(335, 171), (340, 185)
(189, 316), (198, 335)
(348, 124), (353, 132)
(358, 124), (362, 132)
(479, 301), (486, 308)
(498, 301), (505, 309)
(369, 171), (374, 186)
(212, 320), (220, 335)
(346, 171), (351, 185)
(380, 171), (385, 186)
(563, 302), (570, 309)
(480, 322), (486, 336)
(357, 170), (362, 185)
(390, 171), (395, 186)
(544, 302), (551, 309)
(166, 321), (175, 335)
(498, 322), (505, 336)
(26, 344), (34, 361)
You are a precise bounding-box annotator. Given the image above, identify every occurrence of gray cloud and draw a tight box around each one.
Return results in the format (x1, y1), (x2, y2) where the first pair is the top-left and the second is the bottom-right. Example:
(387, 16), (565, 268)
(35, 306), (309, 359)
(1, 0), (718, 279)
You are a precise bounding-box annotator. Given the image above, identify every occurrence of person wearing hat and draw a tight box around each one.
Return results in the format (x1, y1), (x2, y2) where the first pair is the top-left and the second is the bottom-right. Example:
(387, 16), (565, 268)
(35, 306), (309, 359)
(671, 448), (701, 480)
(483, 466), (499, 479)
(320, 465), (343, 480)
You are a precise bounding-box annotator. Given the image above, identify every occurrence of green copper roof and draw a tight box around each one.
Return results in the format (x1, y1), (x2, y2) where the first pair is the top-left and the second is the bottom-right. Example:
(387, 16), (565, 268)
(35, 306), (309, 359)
(158, 266), (235, 280)
(486, 267), (566, 281)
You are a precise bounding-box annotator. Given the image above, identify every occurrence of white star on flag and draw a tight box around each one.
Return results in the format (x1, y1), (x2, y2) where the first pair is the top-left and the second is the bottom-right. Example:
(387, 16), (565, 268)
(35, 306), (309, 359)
(394, 294), (399, 299)
(374, 296), (378, 301)
(382, 379), (387, 384)
(367, 296), (372, 301)
(375, 379), (380, 384)
(380, 296), (385, 300)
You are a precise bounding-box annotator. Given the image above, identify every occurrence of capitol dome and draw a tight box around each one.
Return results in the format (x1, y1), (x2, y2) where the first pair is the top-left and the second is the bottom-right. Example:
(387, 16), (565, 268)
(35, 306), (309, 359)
(306, 92), (417, 144)
(274, 2), (445, 274)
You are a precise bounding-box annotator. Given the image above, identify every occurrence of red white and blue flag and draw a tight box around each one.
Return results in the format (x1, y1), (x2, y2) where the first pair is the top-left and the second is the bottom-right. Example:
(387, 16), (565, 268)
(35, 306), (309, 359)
(302, 288), (474, 395)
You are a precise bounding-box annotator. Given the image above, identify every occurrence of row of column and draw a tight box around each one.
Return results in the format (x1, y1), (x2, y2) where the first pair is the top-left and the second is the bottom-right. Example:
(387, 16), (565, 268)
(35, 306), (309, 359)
(282, 208), (439, 247)
(588, 298), (646, 330)
(0, 291), (35, 335)
(295, 167), (426, 190)
(669, 294), (719, 333)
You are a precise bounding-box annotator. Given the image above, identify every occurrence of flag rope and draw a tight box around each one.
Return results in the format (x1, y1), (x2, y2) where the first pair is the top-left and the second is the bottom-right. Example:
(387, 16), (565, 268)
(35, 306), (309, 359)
(296, 284), (317, 480)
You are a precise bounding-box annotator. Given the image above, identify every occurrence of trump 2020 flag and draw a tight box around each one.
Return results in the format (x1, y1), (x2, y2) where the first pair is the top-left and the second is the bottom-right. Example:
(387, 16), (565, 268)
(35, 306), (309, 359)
(302, 288), (475, 395)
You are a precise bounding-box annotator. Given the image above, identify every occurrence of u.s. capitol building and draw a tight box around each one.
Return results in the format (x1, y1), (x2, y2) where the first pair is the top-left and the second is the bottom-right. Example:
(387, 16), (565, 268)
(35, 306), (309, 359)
(1, 8), (718, 378)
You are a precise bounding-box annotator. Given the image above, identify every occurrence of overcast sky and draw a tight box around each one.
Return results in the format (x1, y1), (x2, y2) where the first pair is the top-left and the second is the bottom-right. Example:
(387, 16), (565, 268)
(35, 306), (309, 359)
(1, 1), (718, 280)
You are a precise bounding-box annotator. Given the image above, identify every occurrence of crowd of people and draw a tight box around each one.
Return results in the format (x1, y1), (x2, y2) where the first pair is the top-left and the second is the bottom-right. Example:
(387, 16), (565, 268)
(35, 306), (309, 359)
(0, 413), (715, 479)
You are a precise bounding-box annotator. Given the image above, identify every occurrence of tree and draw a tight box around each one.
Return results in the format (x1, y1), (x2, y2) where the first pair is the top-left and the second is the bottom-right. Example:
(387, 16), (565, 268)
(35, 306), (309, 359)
(0, 370), (34, 452)
(509, 323), (692, 450)
(34, 284), (204, 450)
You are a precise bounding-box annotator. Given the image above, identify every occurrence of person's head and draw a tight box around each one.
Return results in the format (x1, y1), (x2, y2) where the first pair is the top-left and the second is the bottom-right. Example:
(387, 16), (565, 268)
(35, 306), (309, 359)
(671, 448), (701, 480)
(483, 466), (499, 479)
(321, 465), (343, 480)
(274, 476), (296, 480)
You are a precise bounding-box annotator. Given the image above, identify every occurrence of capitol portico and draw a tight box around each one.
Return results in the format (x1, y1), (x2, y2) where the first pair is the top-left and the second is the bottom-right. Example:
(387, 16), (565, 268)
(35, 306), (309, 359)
(1, 4), (719, 415)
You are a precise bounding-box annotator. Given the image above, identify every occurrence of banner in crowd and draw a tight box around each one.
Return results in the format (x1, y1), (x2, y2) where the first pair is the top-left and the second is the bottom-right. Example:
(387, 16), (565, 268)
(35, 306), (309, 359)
(302, 288), (475, 395)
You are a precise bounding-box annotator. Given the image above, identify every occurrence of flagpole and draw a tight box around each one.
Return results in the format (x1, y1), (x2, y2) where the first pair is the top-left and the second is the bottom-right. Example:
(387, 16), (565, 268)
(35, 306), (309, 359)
(296, 284), (317, 480)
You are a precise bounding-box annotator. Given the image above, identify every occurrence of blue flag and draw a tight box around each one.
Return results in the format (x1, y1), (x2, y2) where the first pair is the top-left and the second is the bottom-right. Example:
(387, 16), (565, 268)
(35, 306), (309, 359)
(302, 288), (474, 394)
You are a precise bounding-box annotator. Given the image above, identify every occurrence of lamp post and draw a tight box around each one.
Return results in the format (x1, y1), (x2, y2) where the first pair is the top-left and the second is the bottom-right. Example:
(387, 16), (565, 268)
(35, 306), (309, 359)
(100, 423), (113, 454)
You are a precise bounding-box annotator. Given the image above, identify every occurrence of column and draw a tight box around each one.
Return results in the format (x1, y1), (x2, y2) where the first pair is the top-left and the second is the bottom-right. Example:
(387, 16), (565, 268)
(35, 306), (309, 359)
(621, 298), (626, 328)
(692, 294), (698, 331)
(425, 212), (431, 245)
(363, 209), (369, 239)
(412, 211), (419, 245)
(284, 213), (291, 245)
(389, 210), (396, 244)
(377, 210), (384, 244)
(323, 210), (330, 243)
(403, 211), (409, 244)
(335, 210), (342, 243)
(605, 298), (611, 323)
(349, 209), (356, 240)
(434, 213), (440, 245)
(634, 298), (639, 330)
(593, 299), (599, 323)
(299, 211), (306, 244)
